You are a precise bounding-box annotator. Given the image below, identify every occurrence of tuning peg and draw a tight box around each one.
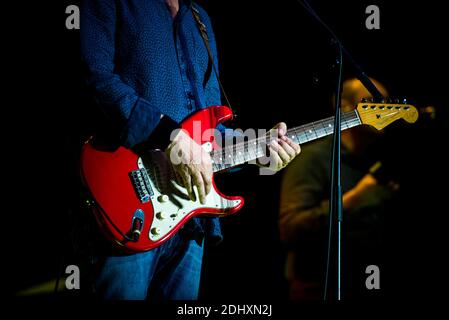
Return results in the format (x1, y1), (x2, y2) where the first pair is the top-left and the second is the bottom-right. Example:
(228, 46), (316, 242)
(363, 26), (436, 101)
(402, 98), (408, 104)
(394, 98), (400, 104)
(361, 97), (374, 103)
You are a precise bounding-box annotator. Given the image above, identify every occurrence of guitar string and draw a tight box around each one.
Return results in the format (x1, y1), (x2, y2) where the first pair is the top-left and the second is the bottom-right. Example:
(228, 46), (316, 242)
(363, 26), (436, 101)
(211, 111), (358, 161)
(144, 114), (357, 174)
(213, 111), (358, 157)
(137, 107), (409, 198)
(140, 107), (406, 171)
(211, 108), (406, 169)
(213, 107), (405, 158)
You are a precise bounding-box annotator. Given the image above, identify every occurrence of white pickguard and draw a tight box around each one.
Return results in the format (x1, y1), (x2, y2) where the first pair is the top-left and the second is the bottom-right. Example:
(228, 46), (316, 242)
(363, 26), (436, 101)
(137, 149), (241, 242)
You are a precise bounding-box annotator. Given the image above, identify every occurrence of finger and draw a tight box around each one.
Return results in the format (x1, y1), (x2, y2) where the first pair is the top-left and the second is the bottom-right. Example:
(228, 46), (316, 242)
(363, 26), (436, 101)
(271, 140), (290, 164)
(181, 170), (194, 201)
(283, 137), (301, 155)
(191, 169), (206, 204)
(274, 122), (288, 140)
(364, 174), (378, 185)
(202, 153), (213, 195)
(268, 145), (284, 170)
(201, 170), (212, 196)
(279, 139), (296, 160)
(174, 168), (184, 187)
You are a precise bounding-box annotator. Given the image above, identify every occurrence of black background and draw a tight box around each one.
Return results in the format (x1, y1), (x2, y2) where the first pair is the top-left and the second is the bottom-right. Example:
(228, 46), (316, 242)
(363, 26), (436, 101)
(4, 0), (448, 303)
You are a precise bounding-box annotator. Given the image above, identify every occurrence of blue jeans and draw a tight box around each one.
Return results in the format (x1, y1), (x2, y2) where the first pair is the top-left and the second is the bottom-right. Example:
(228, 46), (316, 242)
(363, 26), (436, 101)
(92, 232), (204, 300)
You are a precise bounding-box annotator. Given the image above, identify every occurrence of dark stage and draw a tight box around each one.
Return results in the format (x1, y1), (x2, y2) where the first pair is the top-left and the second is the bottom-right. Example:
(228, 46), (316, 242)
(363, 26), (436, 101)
(4, 0), (448, 306)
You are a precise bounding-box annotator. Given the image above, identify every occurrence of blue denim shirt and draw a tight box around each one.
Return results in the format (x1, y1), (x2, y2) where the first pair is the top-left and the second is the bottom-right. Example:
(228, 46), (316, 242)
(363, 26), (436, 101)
(81, 0), (223, 244)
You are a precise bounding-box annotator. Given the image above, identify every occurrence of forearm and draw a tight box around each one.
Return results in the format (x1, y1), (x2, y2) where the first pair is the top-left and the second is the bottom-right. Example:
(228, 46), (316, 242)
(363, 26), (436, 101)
(86, 71), (162, 147)
(281, 189), (365, 245)
(279, 200), (330, 245)
(342, 188), (360, 211)
(281, 185), (385, 246)
(81, 0), (162, 147)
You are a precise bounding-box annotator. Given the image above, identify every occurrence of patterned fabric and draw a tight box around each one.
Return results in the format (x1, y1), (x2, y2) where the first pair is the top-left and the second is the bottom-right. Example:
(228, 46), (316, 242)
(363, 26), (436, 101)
(81, 0), (223, 244)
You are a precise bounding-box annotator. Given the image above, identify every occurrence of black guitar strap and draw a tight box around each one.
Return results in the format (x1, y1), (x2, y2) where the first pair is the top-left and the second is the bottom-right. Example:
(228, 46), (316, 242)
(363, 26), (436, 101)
(191, 5), (235, 115)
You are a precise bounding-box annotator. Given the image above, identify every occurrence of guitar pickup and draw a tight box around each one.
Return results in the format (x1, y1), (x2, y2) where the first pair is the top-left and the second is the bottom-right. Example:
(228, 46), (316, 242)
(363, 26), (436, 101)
(129, 169), (154, 203)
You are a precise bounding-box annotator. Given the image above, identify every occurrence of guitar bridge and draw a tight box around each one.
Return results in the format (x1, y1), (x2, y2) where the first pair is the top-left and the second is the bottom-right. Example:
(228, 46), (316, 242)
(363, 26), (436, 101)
(129, 168), (154, 203)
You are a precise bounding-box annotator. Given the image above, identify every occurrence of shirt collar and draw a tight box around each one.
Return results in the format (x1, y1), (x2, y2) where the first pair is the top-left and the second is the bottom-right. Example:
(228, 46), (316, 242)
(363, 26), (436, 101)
(159, 0), (193, 7)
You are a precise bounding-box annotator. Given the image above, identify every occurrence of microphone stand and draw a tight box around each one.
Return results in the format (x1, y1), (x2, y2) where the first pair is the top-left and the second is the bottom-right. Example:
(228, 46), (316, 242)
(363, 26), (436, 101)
(328, 41), (343, 301)
(296, 0), (384, 301)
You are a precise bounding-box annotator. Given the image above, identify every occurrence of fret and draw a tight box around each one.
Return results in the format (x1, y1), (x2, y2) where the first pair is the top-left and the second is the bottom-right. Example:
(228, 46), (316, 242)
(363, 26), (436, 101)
(232, 144), (243, 164)
(346, 120), (356, 129)
(289, 131), (300, 144)
(224, 152), (233, 166)
(353, 110), (362, 126)
(303, 126), (311, 142)
(247, 141), (258, 161)
(214, 150), (225, 171)
(211, 110), (361, 173)
(294, 129), (308, 144)
(288, 130), (297, 143)
(212, 162), (222, 172)
(215, 150), (223, 165)
(321, 121), (329, 136)
(322, 120), (333, 135)
(315, 124), (327, 139)
(348, 115), (361, 128)
(308, 124), (319, 140)
(243, 142), (251, 163)
(242, 147), (250, 163)
(341, 115), (349, 130)
(234, 147), (244, 165)
(236, 144), (249, 165)
(256, 144), (266, 159)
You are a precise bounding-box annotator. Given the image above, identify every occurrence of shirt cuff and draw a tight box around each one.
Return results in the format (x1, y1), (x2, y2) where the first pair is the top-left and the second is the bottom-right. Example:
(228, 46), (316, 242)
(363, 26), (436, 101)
(121, 98), (162, 148)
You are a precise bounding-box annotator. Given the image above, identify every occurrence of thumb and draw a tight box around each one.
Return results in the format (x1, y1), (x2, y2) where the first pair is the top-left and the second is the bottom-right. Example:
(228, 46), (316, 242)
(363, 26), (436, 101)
(273, 122), (287, 136)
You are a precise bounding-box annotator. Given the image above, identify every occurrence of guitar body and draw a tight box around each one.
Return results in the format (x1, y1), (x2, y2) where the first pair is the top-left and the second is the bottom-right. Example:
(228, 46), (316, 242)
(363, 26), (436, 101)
(81, 106), (244, 252)
(80, 101), (418, 253)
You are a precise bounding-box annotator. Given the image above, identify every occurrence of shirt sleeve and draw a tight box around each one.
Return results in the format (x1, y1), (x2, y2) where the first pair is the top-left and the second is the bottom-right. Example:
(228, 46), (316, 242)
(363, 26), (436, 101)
(80, 0), (162, 148)
(279, 146), (330, 247)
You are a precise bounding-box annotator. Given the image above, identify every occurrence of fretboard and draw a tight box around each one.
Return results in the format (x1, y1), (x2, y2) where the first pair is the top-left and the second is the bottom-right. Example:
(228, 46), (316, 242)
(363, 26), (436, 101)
(211, 110), (361, 172)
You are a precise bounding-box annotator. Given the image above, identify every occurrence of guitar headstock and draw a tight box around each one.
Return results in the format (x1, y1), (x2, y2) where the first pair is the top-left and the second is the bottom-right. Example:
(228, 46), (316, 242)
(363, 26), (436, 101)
(356, 101), (419, 130)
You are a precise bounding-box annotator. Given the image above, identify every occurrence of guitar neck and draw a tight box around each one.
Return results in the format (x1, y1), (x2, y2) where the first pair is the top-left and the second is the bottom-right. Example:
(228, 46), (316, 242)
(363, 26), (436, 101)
(211, 110), (362, 172)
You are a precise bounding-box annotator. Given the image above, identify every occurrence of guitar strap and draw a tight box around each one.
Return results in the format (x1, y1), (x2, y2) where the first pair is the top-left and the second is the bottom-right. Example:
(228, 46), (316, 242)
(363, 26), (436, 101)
(191, 5), (235, 115)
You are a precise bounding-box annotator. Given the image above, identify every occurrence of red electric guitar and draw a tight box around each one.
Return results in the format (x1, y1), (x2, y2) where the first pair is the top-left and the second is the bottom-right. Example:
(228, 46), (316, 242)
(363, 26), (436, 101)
(80, 102), (418, 252)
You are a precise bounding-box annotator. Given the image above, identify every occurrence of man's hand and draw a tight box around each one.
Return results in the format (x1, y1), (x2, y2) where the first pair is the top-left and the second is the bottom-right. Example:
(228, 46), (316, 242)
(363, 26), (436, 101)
(257, 122), (301, 172)
(166, 129), (212, 204)
(342, 173), (399, 211)
(343, 174), (377, 211)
